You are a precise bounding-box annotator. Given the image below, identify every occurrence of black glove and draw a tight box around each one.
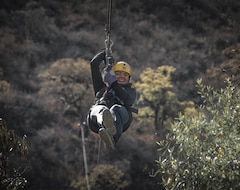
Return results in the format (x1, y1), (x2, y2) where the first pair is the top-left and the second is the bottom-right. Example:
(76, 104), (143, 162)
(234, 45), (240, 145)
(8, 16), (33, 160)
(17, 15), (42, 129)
(103, 72), (117, 87)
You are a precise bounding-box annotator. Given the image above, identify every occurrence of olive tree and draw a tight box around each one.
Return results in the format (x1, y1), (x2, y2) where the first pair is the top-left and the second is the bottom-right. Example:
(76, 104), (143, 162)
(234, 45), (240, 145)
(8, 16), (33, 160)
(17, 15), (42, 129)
(135, 65), (197, 130)
(157, 78), (240, 190)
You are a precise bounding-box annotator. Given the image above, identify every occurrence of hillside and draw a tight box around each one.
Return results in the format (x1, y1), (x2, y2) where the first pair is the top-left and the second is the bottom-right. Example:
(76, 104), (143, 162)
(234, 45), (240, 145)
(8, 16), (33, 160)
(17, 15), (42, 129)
(0, 0), (239, 190)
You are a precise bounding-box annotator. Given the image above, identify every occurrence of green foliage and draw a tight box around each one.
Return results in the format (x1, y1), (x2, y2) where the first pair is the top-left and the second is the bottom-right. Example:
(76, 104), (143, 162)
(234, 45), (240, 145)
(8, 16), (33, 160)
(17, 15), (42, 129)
(71, 164), (130, 190)
(0, 0), (239, 189)
(135, 66), (197, 130)
(0, 118), (29, 190)
(156, 79), (240, 190)
(136, 66), (176, 102)
(135, 65), (176, 129)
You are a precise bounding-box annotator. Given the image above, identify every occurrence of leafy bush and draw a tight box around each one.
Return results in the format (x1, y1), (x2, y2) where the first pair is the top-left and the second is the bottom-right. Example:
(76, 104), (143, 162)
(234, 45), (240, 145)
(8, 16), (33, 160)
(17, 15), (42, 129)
(0, 118), (29, 190)
(156, 78), (240, 190)
(135, 66), (198, 130)
(71, 164), (130, 190)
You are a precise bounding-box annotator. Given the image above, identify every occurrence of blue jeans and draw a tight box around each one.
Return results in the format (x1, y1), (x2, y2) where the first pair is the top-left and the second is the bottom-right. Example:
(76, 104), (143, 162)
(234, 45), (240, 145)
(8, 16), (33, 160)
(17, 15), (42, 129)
(110, 105), (130, 143)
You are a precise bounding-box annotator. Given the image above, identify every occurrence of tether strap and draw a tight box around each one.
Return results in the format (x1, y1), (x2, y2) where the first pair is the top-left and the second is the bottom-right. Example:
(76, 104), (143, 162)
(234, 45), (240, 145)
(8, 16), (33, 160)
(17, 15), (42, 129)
(105, 0), (113, 57)
(107, 0), (112, 32)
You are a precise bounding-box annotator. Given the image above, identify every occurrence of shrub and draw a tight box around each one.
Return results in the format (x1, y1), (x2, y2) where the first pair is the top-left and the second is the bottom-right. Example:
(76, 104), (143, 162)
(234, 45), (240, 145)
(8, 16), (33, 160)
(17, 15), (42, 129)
(135, 66), (198, 131)
(156, 78), (240, 190)
(0, 118), (29, 190)
(71, 164), (130, 190)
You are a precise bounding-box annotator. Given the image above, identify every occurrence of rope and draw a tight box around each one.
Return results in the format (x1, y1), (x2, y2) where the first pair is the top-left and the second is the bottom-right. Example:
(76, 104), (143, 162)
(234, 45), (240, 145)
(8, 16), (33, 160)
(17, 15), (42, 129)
(81, 124), (91, 190)
(97, 138), (102, 163)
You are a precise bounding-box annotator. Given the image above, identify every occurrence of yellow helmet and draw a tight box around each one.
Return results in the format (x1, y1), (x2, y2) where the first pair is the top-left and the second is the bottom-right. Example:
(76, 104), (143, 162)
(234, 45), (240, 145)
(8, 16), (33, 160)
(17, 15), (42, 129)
(113, 61), (131, 76)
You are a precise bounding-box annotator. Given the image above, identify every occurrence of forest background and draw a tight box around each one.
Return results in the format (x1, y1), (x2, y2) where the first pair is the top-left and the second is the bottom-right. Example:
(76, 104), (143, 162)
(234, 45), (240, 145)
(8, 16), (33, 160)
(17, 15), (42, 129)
(0, 0), (239, 190)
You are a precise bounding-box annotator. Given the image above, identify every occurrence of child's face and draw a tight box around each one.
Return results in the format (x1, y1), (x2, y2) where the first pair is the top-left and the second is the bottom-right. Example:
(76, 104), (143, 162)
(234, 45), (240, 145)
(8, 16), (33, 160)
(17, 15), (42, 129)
(115, 71), (130, 84)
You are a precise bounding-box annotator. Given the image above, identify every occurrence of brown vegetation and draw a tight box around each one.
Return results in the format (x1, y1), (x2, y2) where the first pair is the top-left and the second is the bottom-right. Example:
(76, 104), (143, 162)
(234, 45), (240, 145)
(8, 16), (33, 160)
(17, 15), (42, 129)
(0, 0), (239, 189)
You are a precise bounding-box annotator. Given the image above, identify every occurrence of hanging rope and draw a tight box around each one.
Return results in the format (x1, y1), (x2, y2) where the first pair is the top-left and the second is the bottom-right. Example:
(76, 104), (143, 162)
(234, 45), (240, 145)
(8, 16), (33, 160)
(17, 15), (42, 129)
(97, 138), (102, 163)
(105, 0), (113, 57)
(81, 123), (91, 190)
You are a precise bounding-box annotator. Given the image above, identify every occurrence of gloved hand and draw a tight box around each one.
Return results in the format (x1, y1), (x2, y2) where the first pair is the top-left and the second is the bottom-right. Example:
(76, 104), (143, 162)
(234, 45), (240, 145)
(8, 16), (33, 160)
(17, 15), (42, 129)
(103, 72), (117, 87)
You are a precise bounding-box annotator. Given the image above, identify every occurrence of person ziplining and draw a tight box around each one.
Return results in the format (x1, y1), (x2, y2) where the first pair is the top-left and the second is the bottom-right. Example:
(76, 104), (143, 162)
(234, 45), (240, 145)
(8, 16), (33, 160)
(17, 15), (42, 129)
(87, 0), (137, 150)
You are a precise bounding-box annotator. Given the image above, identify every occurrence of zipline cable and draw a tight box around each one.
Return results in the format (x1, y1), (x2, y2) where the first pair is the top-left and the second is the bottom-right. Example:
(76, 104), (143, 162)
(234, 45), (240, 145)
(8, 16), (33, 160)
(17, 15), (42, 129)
(81, 123), (91, 190)
(97, 138), (101, 163)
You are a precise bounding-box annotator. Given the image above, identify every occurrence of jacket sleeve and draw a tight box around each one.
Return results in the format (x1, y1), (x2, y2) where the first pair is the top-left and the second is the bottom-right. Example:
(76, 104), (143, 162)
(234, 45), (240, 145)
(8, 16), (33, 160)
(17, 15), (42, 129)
(90, 51), (106, 95)
(111, 81), (137, 107)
